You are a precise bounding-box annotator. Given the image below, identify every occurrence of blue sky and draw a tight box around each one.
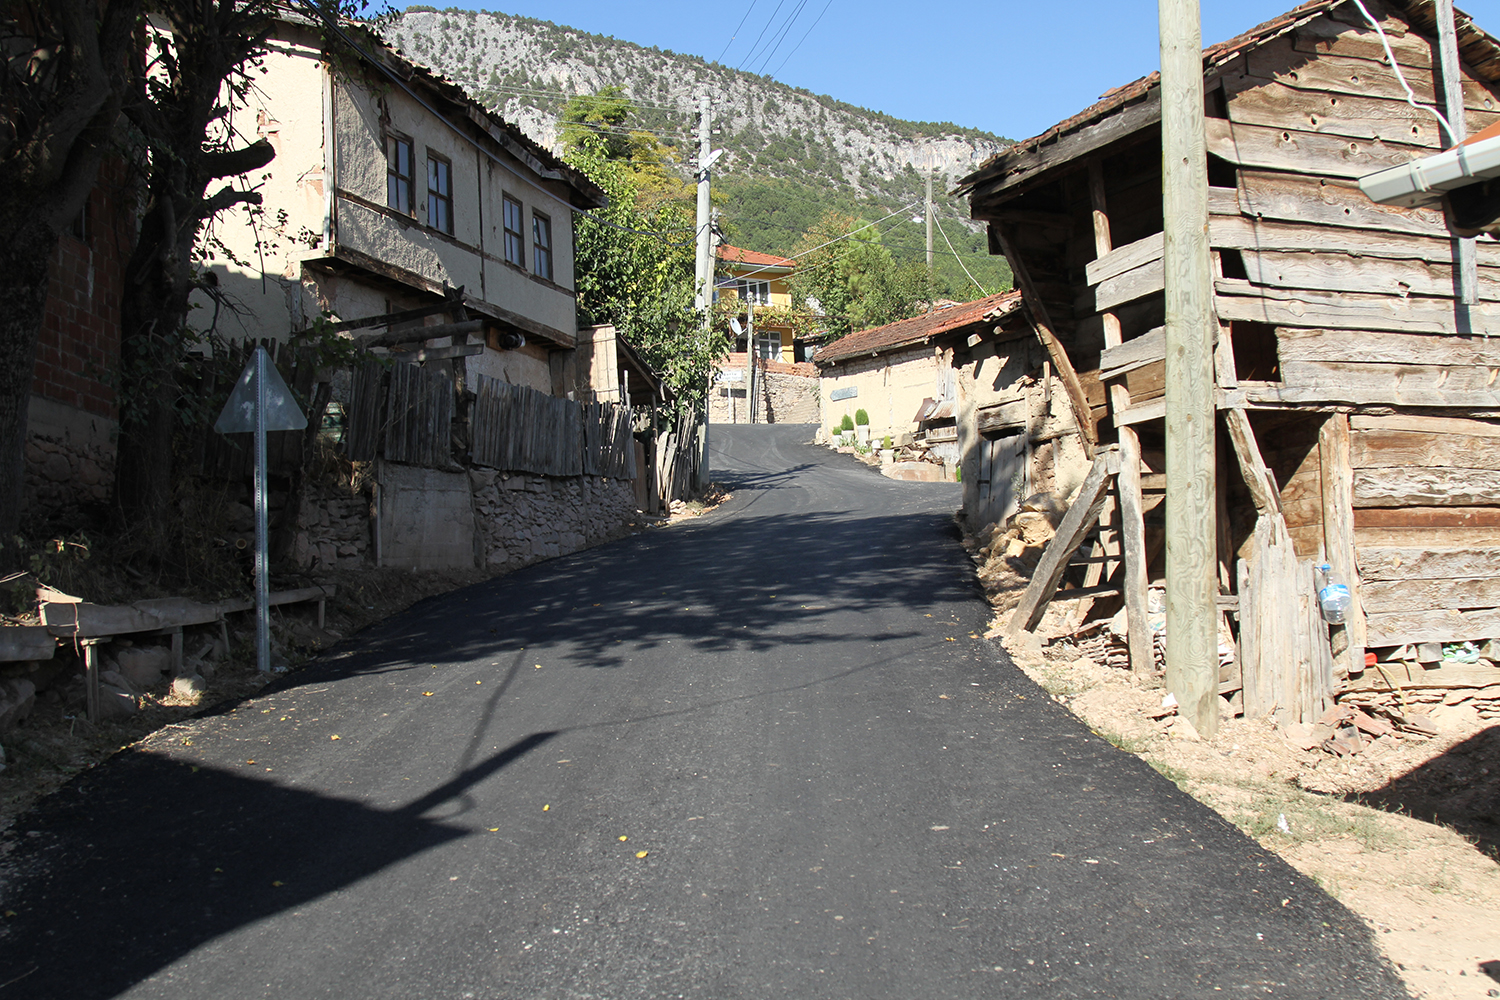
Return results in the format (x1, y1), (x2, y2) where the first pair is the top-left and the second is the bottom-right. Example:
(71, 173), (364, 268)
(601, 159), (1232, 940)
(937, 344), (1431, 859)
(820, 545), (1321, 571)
(442, 0), (1500, 141)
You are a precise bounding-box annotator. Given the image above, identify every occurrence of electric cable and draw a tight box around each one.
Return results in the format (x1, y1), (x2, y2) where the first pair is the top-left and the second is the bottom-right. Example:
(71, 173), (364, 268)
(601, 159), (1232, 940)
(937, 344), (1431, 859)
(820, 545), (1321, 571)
(768, 0), (835, 79)
(716, 0), (759, 64)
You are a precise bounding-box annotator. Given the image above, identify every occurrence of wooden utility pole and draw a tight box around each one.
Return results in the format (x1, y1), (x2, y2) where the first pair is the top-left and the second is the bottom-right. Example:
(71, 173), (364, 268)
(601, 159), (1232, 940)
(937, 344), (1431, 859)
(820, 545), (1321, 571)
(1160, 0), (1218, 737)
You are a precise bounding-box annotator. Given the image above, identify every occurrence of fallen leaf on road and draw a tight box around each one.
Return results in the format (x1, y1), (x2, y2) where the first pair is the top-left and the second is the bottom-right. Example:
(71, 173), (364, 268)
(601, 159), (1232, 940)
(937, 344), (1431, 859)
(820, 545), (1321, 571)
(939, 694), (950, 699)
(272, 881), (284, 887)
(489, 827), (499, 832)
(423, 691), (434, 696)
(636, 851), (649, 859)
(542, 804), (550, 812)
(930, 825), (950, 831)
(476, 680), (482, 684)
(535, 664), (542, 669)
(330, 735), (340, 740)
(1051, 853), (1066, 858)
(619, 835), (628, 841)
(945, 637), (956, 641)
(247, 760), (255, 764)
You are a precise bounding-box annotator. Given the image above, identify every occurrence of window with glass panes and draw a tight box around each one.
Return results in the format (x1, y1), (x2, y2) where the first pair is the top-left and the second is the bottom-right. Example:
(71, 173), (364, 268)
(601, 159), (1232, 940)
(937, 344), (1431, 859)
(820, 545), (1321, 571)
(427, 154), (452, 235)
(503, 195), (524, 266)
(735, 279), (770, 305)
(532, 212), (552, 281)
(387, 135), (414, 215)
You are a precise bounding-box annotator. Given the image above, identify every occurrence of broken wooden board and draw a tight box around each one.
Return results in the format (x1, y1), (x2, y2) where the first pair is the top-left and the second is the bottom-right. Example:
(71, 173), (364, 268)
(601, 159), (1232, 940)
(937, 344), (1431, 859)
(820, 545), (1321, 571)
(1011, 446), (1120, 633)
(1343, 662), (1500, 691)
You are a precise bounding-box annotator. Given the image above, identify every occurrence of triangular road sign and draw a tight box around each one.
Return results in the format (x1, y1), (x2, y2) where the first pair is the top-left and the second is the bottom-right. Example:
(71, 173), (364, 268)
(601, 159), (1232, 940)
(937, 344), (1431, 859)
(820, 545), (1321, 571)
(213, 347), (308, 434)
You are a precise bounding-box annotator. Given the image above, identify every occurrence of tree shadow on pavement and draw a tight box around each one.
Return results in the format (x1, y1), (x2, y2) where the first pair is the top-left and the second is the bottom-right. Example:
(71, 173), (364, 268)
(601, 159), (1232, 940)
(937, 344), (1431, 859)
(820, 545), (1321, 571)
(317, 504), (976, 681)
(0, 731), (555, 1000)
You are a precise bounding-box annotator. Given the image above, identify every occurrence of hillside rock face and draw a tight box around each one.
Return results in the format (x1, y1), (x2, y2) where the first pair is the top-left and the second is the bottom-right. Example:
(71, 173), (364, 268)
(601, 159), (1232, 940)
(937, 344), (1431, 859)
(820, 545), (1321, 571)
(382, 9), (1008, 197)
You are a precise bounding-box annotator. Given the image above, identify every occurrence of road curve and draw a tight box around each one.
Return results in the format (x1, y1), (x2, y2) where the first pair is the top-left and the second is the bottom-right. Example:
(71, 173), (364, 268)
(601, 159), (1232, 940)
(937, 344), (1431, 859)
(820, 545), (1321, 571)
(0, 424), (1404, 999)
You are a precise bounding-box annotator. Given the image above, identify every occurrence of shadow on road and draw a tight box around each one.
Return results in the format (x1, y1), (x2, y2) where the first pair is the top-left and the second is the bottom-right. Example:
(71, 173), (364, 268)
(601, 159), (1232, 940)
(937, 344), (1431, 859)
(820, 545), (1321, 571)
(0, 732), (555, 999)
(323, 504), (973, 680)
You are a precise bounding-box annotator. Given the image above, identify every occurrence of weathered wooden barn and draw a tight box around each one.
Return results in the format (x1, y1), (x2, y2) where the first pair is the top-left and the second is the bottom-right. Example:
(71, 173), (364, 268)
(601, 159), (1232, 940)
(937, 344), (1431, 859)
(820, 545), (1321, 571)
(958, 0), (1500, 723)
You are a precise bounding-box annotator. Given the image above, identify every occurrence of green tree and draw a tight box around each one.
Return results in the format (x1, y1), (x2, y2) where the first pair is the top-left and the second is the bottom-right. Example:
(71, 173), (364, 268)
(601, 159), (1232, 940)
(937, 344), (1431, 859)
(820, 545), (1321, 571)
(790, 211), (935, 341)
(561, 89), (724, 419)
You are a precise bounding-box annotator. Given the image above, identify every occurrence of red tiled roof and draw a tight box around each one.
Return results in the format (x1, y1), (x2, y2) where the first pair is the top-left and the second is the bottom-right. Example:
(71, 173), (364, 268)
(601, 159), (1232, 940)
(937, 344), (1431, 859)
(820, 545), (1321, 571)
(718, 244), (795, 269)
(956, 0), (1500, 197)
(814, 290), (1023, 367)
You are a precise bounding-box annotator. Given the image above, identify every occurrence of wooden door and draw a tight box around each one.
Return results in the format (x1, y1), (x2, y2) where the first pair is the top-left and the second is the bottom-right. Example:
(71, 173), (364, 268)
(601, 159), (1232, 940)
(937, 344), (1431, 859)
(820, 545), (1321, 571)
(977, 430), (1026, 528)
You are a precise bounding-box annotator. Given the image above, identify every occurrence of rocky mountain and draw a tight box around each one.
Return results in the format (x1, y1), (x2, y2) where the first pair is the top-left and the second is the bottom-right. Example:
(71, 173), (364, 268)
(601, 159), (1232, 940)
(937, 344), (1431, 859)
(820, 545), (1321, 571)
(383, 6), (1013, 294)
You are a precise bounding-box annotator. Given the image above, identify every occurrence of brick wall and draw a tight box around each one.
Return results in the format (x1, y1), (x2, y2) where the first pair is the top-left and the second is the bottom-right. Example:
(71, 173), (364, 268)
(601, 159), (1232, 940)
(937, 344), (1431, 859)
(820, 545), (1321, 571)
(34, 177), (125, 417)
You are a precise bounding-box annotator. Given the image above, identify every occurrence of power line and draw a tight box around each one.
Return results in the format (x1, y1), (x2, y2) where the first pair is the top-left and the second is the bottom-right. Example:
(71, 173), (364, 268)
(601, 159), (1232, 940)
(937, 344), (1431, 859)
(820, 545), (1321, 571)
(717, 1), (759, 64)
(769, 0), (835, 78)
(736, 0), (788, 72)
(752, 0), (811, 78)
(934, 215), (990, 296)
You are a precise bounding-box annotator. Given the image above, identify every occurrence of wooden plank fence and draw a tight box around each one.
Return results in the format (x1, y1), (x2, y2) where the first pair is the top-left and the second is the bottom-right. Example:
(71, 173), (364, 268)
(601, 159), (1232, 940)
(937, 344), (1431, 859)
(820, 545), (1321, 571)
(471, 374), (583, 477)
(582, 401), (636, 480)
(384, 362), (454, 468)
(343, 358), (387, 462)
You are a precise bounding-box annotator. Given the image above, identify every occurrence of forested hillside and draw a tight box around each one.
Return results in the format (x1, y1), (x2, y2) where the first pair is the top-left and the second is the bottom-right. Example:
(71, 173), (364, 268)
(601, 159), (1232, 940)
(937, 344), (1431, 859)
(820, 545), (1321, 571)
(383, 7), (1013, 299)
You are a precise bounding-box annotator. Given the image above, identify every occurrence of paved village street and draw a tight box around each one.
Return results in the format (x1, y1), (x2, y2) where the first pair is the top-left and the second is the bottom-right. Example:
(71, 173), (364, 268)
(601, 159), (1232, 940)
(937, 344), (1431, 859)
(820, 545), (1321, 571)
(0, 425), (1406, 1000)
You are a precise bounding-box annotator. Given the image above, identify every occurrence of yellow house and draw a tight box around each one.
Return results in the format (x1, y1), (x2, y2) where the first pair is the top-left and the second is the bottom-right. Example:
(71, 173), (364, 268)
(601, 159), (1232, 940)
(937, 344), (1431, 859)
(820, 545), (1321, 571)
(714, 244), (803, 363)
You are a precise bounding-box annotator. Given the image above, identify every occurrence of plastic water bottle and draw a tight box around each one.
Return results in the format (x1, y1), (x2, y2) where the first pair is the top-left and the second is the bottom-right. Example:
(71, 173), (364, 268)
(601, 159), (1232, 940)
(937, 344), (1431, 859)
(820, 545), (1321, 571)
(1317, 563), (1351, 625)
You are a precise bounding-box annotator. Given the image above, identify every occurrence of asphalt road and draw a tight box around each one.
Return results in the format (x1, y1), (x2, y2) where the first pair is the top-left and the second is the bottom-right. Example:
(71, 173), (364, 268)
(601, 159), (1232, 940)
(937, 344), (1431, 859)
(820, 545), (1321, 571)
(0, 424), (1406, 999)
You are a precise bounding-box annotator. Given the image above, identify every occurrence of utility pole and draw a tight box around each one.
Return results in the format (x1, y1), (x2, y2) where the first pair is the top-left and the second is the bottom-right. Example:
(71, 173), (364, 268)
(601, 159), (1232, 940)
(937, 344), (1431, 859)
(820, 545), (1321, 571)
(694, 95), (714, 316)
(925, 158), (934, 276)
(694, 96), (714, 488)
(1160, 0), (1218, 737)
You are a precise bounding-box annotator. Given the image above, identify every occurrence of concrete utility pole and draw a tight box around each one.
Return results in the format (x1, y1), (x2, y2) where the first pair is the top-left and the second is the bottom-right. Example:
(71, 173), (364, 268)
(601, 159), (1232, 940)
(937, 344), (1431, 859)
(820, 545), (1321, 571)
(694, 95), (714, 316)
(925, 160), (934, 275)
(1160, 0), (1219, 738)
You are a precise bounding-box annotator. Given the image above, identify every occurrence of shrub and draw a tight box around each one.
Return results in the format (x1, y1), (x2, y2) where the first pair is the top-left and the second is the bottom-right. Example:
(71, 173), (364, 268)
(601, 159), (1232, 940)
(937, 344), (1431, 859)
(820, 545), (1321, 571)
(882, 435), (892, 449)
(839, 413), (855, 432)
(854, 408), (869, 425)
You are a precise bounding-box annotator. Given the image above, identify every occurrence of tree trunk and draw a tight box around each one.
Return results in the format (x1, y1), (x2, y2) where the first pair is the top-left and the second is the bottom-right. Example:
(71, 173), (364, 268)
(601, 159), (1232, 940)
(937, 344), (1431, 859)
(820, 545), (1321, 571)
(0, 216), (58, 568)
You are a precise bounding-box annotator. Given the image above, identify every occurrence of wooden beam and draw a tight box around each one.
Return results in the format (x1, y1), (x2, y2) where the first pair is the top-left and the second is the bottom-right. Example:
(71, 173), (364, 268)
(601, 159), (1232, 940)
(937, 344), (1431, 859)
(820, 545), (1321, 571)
(1214, 280), (1500, 336)
(1099, 326), (1167, 379)
(992, 223), (1097, 457)
(0, 626), (54, 662)
(1011, 447), (1120, 634)
(968, 97), (1162, 204)
(354, 319), (485, 349)
(1318, 412), (1365, 678)
(1225, 407), (1284, 516)
(1089, 160), (1153, 676)
(1205, 117), (1430, 180)
(1353, 466), (1500, 506)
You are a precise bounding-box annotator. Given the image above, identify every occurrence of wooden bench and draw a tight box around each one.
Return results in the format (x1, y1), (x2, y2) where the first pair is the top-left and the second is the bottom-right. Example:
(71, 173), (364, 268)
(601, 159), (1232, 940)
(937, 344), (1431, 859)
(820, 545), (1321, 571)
(37, 586), (335, 722)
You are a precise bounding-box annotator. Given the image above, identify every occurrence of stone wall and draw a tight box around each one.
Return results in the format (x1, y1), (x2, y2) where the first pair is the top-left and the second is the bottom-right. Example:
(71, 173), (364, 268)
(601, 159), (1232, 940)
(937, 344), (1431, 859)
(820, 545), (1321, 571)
(470, 470), (637, 571)
(286, 466), (639, 574)
(292, 480), (372, 572)
(759, 369), (819, 424)
(710, 354), (819, 425)
(23, 396), (116, 526)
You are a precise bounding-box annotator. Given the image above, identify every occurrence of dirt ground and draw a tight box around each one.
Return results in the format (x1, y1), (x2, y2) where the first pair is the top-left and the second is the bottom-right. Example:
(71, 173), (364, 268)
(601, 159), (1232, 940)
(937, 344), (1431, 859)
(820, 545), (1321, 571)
(974, 524), (1500, 1000)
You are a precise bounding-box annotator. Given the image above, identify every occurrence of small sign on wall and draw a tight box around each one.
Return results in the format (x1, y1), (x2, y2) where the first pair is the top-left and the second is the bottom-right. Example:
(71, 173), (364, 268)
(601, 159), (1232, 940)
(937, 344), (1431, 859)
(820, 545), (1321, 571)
(830, 386), (858, 402)
(717, 370), (743, 382)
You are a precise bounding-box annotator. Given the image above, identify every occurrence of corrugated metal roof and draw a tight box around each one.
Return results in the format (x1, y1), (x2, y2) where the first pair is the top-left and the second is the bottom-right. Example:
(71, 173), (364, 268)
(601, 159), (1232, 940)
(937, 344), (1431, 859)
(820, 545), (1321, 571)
(957, 0), (1500, 197)
(813, 290), (1023, 367)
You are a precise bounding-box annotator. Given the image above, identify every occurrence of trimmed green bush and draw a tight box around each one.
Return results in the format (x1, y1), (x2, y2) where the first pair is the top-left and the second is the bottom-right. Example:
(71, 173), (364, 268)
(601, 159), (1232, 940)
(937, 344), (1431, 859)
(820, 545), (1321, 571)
(839, 413), (855, 432)
(854, 408), (869, 425)
(882, 435), (892, 449)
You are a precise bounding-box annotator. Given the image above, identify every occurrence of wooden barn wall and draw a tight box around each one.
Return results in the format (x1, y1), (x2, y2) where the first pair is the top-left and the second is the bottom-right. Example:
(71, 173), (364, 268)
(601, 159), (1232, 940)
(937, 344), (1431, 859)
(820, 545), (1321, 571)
(1350, 413), (1500, 646)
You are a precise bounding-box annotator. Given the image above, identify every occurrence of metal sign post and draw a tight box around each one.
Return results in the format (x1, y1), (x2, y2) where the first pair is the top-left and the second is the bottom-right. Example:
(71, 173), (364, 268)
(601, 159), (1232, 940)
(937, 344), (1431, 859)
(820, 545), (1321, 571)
(214, 346), (306, 672)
